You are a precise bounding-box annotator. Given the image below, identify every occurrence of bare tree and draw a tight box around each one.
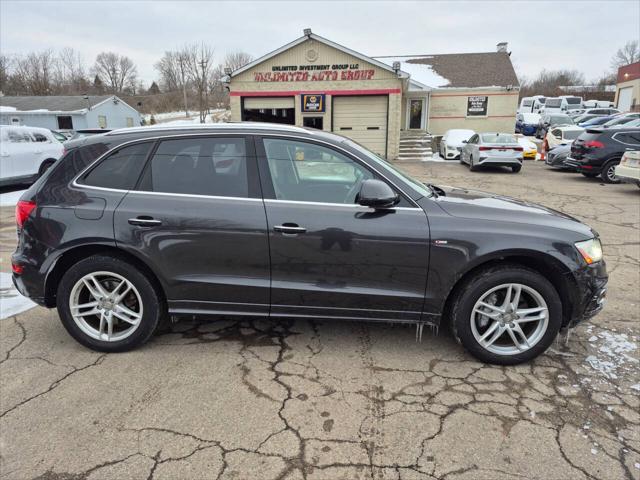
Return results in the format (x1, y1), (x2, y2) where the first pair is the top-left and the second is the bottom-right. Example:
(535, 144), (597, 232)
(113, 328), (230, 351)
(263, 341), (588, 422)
(93, 52), (138, 94)
(611, 40), (639, 70)
(519, 69), (586, 98)
(155, 51), (182, 92)
(182, 43), (215, 123)
(13, 50), (56, 95)
(0, 54), (11, 93)
(55, 47), (88, 94)
(222, 51), (253, 72)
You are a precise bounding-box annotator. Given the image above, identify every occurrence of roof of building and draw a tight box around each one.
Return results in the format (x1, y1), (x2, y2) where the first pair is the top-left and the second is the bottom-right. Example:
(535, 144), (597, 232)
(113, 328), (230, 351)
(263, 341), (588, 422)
(0, 95), (117, 113)
(375, 52), (520, 89)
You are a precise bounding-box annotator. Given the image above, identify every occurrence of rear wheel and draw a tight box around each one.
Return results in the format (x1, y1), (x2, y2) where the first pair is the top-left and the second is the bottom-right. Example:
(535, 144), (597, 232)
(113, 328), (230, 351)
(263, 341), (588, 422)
(57, 255), (162, 352)
(600, 160), (621, 184)
(469, 156), (479, 172)
(450, 264), (562, 365)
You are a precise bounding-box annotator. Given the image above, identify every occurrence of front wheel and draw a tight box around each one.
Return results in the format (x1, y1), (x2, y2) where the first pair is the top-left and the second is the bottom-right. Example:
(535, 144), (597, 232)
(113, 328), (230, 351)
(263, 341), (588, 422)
(449, 264), (562, 365)
(511, 165), (522, 173)
(57, 255), (162, 352)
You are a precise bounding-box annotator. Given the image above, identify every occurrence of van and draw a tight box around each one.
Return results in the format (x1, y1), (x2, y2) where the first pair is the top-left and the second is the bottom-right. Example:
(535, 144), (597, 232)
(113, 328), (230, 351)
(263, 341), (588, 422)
(543, 96), (583, 114)
(518, 95), (546, 114)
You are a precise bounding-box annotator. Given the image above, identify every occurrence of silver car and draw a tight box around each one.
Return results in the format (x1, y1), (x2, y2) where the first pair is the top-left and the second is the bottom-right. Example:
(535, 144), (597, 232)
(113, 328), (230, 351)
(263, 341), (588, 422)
(460, 133), (524, 173)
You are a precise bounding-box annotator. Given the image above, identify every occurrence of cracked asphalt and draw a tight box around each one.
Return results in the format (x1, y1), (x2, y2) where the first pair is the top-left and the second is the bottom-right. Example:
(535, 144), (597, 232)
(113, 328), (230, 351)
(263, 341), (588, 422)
(0, 160), (639, 480)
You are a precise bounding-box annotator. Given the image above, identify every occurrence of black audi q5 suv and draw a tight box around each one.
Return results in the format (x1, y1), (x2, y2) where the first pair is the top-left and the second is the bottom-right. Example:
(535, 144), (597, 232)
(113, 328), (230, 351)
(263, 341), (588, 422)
(12, 124), (608, 364)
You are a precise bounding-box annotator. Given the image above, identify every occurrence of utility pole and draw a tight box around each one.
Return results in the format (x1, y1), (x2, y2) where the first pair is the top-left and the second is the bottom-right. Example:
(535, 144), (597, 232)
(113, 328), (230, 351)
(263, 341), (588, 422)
(198, 56), (208, 123)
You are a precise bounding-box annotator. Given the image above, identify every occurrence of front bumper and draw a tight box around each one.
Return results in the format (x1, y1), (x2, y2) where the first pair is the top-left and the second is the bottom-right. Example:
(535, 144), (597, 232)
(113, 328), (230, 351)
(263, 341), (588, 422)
(567, 260), (608, 327)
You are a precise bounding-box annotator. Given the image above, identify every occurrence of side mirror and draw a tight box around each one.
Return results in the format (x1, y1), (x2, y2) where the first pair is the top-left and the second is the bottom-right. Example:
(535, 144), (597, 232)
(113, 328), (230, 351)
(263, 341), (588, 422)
(357, 179), (399, 209)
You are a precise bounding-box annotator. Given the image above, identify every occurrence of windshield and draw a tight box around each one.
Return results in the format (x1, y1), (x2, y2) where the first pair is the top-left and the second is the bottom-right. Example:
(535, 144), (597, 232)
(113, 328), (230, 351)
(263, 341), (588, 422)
(522, 100), (533, 107)
(344, 139), (433, 198)
(562, 130), (582, 140)
(537, 97), (546, 104)
(447, 129), (475, 143)
(565, 97), (582, 104)
(550, 115), (574, 125)
(546, 98), (562, 108)
(481, 134), (517, 144)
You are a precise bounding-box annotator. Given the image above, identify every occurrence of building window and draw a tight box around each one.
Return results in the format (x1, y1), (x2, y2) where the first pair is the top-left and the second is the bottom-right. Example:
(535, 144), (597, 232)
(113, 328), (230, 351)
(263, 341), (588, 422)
(57, 116), (73, 129)
(126, 117), (134, 127)
(98, 115), (107, 128)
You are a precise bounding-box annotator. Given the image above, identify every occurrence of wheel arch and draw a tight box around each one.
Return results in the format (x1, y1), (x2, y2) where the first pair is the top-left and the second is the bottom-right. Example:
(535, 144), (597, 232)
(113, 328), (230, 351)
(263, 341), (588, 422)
(440, 250), (578, 328)
(44, 244), (167, 308)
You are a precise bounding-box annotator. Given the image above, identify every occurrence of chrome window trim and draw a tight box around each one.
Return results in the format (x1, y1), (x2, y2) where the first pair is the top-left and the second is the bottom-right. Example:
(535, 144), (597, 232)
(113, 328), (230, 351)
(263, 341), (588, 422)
(70, 130), (424, 209)
(125, 189), (263, 202)
(263, 198), (420, 210)
(612, 132), (640, 147)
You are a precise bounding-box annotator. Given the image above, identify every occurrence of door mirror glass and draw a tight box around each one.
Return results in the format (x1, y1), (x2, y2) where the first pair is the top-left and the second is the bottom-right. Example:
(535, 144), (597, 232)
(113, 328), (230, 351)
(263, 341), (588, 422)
(357, 179), (399, 209)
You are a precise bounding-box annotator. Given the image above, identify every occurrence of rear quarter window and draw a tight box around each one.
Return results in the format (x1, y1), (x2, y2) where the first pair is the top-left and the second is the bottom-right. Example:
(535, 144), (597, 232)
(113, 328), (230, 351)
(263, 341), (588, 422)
(80, 142), (153, 190)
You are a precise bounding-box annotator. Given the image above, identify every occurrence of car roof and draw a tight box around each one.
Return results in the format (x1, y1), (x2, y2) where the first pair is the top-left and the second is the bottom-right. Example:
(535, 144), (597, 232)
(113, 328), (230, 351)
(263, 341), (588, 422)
(0, 124), (52, 134)
(64, 122), (348, 150)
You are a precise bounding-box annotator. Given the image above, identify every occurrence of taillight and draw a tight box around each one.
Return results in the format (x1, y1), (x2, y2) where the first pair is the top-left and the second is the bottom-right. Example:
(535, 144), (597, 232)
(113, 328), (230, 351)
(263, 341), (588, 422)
(513, 146), (523, 152)
(16, 200), (36, 228)
(585, 140), (605, 148)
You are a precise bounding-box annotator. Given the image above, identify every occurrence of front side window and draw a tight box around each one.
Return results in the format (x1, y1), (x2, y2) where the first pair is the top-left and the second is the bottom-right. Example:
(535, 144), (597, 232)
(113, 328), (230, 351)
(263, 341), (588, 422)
(263, 138), (373, 204)
(142, 137), (249, 198)
(32, 132), (49, 142)
(81, 142), (152, 190)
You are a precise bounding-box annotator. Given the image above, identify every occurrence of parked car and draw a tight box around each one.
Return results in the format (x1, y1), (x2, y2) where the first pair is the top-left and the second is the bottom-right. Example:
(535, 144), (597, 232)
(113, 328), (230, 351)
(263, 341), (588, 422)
(545, 143), (573, 169)
(460, 133), (524, 172)
(515, 113), (540, 136)
(11, 124), (608, 364)
(517, 136), (538, 160)
(614, 150), (640, 187)
(68, 129), (111, 141)
(439, 129), (475, 159)
(545, 126), (584, 150)
(536, 114), (574, 139)
(577, 115), (616, 128)
(0, 125), (64, 187)
(565, 126), (640, 183)
(601, 113), (640, 128)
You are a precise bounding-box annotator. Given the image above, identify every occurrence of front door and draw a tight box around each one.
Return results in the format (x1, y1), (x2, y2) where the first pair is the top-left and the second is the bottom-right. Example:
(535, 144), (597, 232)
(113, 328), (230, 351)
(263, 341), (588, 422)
(409, 99), (424, 129)
(114, 135), (271, 317)
(257, 136), (430, 322)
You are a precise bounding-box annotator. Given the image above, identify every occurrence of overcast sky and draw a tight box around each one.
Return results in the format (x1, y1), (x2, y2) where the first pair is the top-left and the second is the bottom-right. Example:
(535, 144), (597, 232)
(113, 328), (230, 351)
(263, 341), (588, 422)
(1, 0), (638, 85)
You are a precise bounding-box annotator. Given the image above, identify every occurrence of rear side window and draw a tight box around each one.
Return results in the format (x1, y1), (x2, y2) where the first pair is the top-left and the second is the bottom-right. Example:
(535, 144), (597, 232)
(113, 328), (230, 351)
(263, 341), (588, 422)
(32, 132), (49, 142)
(81, 142), (152, 190)
(613, 132), (640, 146)
(140, 137), (249, 198)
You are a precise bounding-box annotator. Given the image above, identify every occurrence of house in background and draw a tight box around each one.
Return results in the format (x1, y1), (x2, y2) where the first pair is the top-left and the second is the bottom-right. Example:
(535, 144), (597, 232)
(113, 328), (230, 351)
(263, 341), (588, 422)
(615, 62), (640, 112)
(0, 95), (141, 131)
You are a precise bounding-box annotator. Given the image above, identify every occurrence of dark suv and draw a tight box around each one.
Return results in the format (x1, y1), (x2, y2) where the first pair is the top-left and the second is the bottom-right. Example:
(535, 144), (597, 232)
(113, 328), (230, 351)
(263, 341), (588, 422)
(12, 124), (608, 364)
(566, 127), (640, 183)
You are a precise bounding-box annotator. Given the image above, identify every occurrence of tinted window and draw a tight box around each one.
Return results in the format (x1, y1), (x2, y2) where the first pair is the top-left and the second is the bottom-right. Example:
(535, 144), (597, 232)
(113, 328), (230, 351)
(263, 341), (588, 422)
(32, 132), (49, 142)
(614, 132), (640, 146)
(263, 138), (374, 204)
(566, 97), (582, 104)
(546, 99), (562, 108)
(81, 142), (152, 190)
(143, 137), (248, 197)
(480, 134), (517, 144)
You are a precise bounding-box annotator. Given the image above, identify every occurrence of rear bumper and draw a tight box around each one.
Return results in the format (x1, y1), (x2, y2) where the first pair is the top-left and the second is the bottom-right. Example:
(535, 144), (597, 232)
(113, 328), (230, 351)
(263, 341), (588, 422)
(478, 155), (523, 166)
(614, 164), (640, 185)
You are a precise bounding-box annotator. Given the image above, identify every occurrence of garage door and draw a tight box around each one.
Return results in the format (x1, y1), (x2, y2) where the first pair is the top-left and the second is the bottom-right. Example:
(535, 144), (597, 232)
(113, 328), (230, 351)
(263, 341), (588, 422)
(333, 96), (387, 157)
(617, 87), (633, 112)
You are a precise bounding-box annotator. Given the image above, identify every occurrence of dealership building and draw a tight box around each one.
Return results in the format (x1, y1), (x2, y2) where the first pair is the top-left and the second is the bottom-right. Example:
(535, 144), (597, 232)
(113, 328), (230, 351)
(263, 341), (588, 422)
(226, 30), (520, 161)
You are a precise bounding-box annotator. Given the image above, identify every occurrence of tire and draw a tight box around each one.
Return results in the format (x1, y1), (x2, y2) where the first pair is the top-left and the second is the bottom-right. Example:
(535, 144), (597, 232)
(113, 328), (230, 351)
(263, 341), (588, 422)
(56, 255), (162, 352)
(581, 171), (599, 178)
(38, 159), (56, 178)
(449, 264), (563, 365)
(600, 160), (621, 184)
(511, 165), (522, 173)
(469, 156), (479, 172)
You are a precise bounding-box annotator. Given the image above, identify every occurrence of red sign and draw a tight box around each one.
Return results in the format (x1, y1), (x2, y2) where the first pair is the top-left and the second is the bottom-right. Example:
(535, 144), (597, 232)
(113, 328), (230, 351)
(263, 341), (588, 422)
(254, 69), (375, 82)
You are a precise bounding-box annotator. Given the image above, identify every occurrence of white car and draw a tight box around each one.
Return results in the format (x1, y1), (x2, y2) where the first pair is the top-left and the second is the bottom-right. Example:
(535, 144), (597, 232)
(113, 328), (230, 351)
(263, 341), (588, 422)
(615, 150), (640, 187)
(440, 129), (475, 160)
(545, 125), (583, 150)
(0, 125), (64, 187)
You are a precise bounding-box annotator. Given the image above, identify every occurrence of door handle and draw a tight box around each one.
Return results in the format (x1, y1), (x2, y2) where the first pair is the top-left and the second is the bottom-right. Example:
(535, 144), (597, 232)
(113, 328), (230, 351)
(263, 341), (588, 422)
(128, 216), (162, 226)
(274, 224), (306, 235)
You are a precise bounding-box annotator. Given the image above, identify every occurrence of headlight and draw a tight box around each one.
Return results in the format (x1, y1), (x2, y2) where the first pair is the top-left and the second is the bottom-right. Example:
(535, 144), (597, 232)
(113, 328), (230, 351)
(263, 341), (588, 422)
(575, 238), (603, 264)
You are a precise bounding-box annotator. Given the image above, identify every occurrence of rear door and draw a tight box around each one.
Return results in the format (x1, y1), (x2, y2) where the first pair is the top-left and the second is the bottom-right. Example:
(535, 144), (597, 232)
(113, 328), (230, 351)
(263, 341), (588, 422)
(113, 135), (271, 317)
(256, 136), (429, 322)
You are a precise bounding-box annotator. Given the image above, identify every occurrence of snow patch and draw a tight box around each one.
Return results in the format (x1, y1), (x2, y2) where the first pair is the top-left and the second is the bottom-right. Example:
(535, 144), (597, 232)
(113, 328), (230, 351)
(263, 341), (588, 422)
(0, 189), (27, 207)
(0, 272), (37, 320)
(378, 57), (450, 88)
(0, 106), (17, 112)
(582, 328), (638, 381)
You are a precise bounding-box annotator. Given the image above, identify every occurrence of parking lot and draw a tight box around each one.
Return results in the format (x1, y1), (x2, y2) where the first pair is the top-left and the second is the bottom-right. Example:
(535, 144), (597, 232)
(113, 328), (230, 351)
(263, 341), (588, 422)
(0, 160), (638, 480)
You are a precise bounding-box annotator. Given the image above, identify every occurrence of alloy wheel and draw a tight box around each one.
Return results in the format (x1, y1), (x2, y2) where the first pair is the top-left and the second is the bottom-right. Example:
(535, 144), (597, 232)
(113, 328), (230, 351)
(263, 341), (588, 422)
(470, 283), (549, 355)
(606, 164), (618, 182)
(69, 271), (143, 342)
